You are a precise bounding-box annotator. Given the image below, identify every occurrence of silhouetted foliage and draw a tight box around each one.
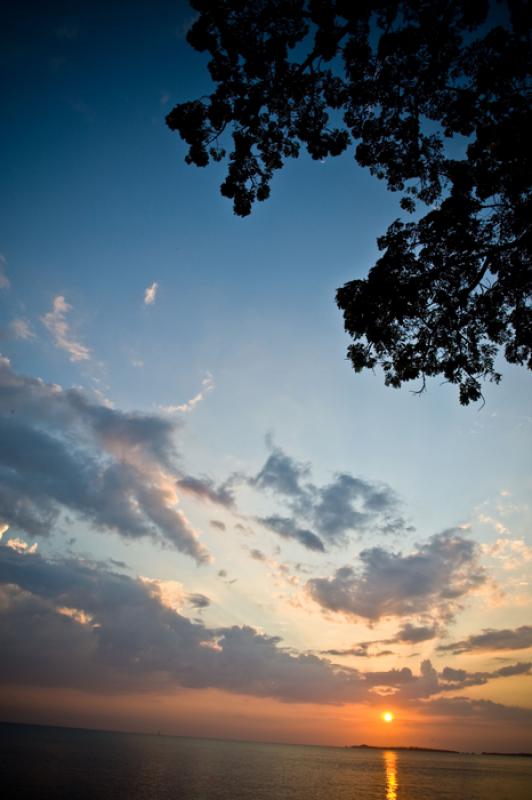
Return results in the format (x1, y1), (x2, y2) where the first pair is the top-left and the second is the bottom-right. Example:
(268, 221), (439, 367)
(167, 0), (531, 403)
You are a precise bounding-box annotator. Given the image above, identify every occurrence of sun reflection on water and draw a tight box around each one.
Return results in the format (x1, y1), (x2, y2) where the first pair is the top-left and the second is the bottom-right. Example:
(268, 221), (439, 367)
(384, 750), (398, 800)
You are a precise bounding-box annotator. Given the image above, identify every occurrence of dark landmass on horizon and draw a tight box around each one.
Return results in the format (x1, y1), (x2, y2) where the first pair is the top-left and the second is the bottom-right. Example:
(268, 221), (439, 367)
(350, 744), (459, 754)
(349, 744), (532, 757)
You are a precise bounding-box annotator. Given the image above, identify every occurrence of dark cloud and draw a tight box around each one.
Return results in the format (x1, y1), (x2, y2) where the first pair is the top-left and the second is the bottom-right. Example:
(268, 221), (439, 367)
(438, 626), (532, 655)
(0, 545), (363, 703)
(419, 696), (532, 723)
(311, 474), (403, 543)
(258, 515), (325, 552)
(322, 622), (439, 658)
(322, 642), (389, 658)
(249, 443), (411, 551)
(0, 545), (528, 713)
(250, 445), (309, 498)
(322, 644), (373, 658)
(393, 622), (440, 644)
(177, 476), (235, 508)
(439, 662), (531, 691)
(187, 593), (211, 609)
(249, 548), (267, 562)
(307, 530), (486, 622)
(364, 658), (531, 700)
(210, 520), (226, 531)
(322, 643), (397, 658)
(0, 358), (209, 563)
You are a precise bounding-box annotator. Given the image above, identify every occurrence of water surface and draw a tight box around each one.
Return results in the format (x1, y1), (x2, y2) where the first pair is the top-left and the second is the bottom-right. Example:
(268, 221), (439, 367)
(1, 722), (530, 800)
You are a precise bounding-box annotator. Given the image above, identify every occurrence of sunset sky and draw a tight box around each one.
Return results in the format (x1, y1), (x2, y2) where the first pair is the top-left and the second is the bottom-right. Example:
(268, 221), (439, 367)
(1, 0), (531, 752)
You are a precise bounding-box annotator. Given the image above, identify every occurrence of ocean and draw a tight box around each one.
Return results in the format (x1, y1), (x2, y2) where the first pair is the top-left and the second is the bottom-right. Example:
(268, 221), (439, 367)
(1, 722), (531, 799)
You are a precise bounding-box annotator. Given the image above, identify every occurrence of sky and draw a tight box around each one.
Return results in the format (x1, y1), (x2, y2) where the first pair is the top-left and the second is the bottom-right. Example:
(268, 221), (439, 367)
(0, 0), (531, 752)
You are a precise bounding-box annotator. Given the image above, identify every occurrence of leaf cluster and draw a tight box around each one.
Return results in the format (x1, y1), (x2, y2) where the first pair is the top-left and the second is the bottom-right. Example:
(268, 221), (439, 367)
(167, 0), (531, 403)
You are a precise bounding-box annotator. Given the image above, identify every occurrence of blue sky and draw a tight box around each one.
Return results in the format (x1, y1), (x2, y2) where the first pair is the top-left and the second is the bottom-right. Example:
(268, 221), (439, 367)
(1, 1), (531, 748)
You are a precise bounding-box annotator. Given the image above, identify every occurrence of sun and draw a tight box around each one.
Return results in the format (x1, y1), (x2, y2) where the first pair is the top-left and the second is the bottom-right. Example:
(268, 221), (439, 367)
(382, 711), (394, 723)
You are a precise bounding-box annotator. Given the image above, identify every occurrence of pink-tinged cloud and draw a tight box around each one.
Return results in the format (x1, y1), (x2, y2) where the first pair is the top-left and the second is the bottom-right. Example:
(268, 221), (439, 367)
(41, 295), (91, 362)
(144, 281), (159, 305)
(0, 357), (210, 563)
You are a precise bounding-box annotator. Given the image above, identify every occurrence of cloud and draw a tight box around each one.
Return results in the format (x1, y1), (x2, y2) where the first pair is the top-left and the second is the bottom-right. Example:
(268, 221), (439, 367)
(321, 622), (439, 659)
(244, 547), (301, 588)
(144, 282), (159, 305)
(321, 643), (382, 658)
(249, 443), (411, 551)
(210, 520), (226, 531)
(0, 546), (364, 703)
(438, 661), (531, 691)
(138, 576), (184, 608)
(0, 255), (9, 289)
(41, 295), (91, 362)
(250, 445), (310, 498)
(258, 515), (325, 552)
(9, 318), (35, 341)
(438, 626), (532, 655)
(187, 593), (211, 609)
(312, 474), (406, 543)
(482, 538), (532, 570)
(0, 357), (209, 563)
(307, 530), (486, 622)
(1, 546), (529, 714)
(393, 622), (440, 644)
(5, 537), (38, 554)
(177, 474), (234, 508)
(160, 373), (214, 414)
(362, 658), (532, 700)
(418, 696), (532, 724)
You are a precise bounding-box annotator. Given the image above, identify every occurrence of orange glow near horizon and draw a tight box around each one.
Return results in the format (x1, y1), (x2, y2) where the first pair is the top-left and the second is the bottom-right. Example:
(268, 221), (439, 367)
(382, 711), (394, 723)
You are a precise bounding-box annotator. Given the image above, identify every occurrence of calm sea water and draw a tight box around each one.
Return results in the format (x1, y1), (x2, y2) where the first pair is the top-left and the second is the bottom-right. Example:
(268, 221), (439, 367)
(1, 722), (531, 800)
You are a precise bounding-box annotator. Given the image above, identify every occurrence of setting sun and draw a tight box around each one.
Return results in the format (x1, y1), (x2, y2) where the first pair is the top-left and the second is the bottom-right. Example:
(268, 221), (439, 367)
(382, 711), (394, 723)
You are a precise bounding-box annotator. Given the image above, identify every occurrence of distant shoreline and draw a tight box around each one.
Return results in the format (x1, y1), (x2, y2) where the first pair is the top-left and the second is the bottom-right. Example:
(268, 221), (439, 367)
(348, 744), (532, 757)
(349, 744), (460, 754)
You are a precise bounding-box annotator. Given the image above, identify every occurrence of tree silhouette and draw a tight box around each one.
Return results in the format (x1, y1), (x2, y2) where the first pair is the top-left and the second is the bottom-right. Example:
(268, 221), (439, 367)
(167, 0), (531, 403)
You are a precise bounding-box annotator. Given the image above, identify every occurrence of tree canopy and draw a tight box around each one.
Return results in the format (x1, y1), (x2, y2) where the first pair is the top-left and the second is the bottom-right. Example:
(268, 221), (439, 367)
(167, 0), (531, 404)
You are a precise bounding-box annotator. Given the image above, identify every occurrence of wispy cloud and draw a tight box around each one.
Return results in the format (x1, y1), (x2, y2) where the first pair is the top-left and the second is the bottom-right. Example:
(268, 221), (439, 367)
(160, 372), (214, 414)
(144, 281), (159, 305)
(41, 295), (91, 362)
(321, 623), (440, 659)
(482, 538), (532, 570)
(9, 318), (35, 341)
(0, 255), (9, 289)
